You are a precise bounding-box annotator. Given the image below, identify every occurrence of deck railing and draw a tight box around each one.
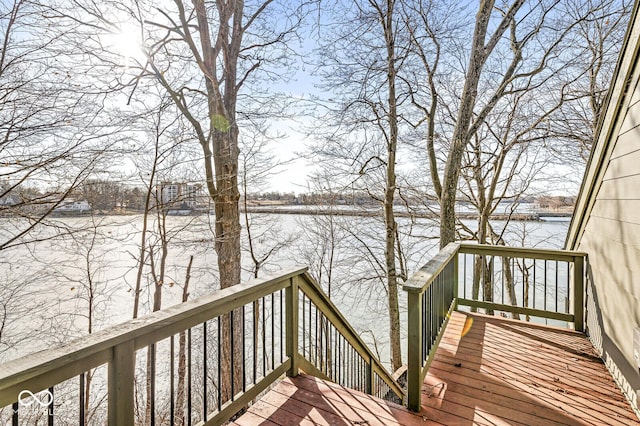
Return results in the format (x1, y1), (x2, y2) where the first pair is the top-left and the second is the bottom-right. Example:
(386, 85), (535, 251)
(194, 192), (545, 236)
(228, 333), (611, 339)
(0, 268), (403, 425)
(403, 242), (586, 411)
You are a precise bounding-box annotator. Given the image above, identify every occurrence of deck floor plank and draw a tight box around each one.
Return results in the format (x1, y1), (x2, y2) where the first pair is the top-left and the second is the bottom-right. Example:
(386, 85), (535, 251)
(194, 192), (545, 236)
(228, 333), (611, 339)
(237, 311), (639, 425)
(425, 312), (638, 425)
(435, 336), (629, 403)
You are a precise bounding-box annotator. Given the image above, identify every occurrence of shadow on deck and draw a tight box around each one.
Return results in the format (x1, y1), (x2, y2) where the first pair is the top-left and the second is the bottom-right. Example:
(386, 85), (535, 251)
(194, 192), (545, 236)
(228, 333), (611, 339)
(235, 311), (638, 425)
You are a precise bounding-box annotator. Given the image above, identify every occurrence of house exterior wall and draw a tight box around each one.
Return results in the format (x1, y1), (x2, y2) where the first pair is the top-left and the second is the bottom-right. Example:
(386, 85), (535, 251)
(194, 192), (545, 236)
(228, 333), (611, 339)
(567, 2), (640, 417)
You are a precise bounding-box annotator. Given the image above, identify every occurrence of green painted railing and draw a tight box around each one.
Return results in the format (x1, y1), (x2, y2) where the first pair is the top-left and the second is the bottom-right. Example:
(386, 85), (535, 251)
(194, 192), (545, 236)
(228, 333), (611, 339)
(403, 243), (586, 411)
(1, 243), (585, 420)
(0, 268), (403, 425)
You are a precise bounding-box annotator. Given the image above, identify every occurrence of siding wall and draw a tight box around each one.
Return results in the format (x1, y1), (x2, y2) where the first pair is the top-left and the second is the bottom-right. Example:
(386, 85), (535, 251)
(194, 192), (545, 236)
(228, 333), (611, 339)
(576, 61), (640, 417)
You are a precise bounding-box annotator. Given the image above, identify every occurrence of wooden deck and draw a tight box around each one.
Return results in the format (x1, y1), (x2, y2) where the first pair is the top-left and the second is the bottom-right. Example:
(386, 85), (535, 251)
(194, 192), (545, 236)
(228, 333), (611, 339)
(235, 311), (639, 425)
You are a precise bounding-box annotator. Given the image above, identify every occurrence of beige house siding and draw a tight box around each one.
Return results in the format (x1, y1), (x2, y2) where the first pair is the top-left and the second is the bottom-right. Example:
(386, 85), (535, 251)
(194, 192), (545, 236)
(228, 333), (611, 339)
(567, 1), (640, 417)
(578, 131), (640, 417)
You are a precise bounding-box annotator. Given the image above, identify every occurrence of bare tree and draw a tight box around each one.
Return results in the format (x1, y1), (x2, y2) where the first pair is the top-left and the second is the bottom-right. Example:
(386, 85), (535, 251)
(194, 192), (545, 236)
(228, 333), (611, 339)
(403, 0), (627, 247)
(0, 0), (125, 252)
(548, 0), (630, 162)
(239, 128), (294, 279)
(174, 256), (193, 426)
(427, 0), (628, 311)
(310, 0), (411, 371)
(48, 0), (309, 401)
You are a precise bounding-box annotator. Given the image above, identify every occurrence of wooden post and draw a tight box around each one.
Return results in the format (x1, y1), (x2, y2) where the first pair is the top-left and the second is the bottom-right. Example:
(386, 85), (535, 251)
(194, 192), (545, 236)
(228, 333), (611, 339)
(453, 253), (459, 306)
(407, 290), (422, 412)
(286, 276), (299, 377)
(573, 256), (585, 333)
(108, 341), (134, 426)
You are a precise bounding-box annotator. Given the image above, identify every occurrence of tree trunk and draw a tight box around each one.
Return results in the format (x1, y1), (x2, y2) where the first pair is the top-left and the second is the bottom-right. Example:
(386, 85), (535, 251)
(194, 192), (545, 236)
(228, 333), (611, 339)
(438, 0), (525, 247)
(522, 261), (530, 321)
(438, 0), (489, 246)
(472, 255), (494, 315)
(382, 0), (402, 372)
(175, 256), (192, 425)
(503, 257), (520, 320)
(213, 127), (243, 403)
(145, 209), (168, 423)
(483, 256), (493, 315)
(191, 0), (244, 403)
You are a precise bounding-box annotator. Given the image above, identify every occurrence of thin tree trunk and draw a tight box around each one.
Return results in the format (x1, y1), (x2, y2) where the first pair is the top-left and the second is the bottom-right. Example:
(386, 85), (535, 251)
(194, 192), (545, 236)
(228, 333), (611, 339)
(471, 255), (480, 313)
(483, 256), (493, 315)
(472, 255), (494, 315)
(381, 0), (402, 372)
(503, 256), (520, 320)
(145, 209), (168, 423)
(133, 134), (159, 320)
(175, 256), (193, 426)
(83, 371), (92, 424)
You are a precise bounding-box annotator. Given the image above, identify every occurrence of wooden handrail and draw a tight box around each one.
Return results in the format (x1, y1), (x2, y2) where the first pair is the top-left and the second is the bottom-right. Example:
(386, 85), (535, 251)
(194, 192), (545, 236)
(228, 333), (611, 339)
(0, 267), (306, 407)
(403, 242), (460, 293)
(459, 243), (587, 262)
(299, 272), (405, 400)
(1, 266), (405, 423)
(404, 242), (588, 411)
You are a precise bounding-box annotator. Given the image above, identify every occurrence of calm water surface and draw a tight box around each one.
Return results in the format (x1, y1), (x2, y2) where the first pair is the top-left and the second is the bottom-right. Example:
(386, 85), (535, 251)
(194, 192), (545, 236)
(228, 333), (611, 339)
(0, 213), (569, 366)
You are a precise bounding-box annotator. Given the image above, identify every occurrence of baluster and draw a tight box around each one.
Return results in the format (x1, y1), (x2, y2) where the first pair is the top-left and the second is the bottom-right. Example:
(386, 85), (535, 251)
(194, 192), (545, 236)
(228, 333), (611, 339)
(47, 386), (53, 426)
(203, 323), (207, 418)
(407, 289), (423, 412)
(170, 336), (175, 426)
(242, 305), (246, 393)
(231, 310), (235, 401)
(573, 256), (584, 332)
(555, 260), (558, 312)
(286, 276), (299, 377)
(150, 343), (156, 426)
(280, 289), (284, 364)
(253, 300), (258, 385)
(271, 293), (275, 371)
(188, 328), (192, 426)
(79, 373), (85, 426)
(216, 318), (220, 412)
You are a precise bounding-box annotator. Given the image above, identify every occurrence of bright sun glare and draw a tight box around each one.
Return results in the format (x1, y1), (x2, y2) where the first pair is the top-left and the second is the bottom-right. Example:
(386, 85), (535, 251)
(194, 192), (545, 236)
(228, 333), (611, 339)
(108, 24), (143, 64)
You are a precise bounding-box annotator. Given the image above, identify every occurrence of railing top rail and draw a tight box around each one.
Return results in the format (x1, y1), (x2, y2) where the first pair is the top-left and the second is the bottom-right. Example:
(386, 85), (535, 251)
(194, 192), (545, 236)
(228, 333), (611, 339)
(0, 267), (307, 402)
(403, 242), (460, 294)
(298, 272), (405, 398)
(458, 243), (587, 262)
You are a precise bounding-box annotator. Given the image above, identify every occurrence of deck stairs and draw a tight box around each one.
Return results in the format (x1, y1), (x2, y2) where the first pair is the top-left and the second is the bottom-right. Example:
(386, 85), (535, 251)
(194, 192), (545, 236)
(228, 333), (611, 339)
(236, 311), (639, 425)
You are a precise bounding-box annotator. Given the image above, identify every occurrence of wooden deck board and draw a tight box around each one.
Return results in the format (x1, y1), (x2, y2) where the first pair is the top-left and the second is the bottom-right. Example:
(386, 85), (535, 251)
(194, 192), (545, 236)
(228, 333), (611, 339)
(236, 311), (639, 425)
(422, 311), (638, 425)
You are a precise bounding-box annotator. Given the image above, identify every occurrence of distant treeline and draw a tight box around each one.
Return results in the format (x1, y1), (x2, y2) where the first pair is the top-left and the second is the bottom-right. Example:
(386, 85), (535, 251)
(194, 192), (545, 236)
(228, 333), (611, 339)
(1, 180), (576, 213)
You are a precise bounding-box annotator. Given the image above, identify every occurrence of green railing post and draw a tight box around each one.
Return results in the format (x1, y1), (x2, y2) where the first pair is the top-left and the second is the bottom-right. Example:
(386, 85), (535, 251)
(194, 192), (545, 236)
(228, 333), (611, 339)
(453, 253), (459, 304)
(286, 276), (299, 377)
(407, 290), (422, 412)
(108, 341), (134, 426)
(573, 255), (585, 333)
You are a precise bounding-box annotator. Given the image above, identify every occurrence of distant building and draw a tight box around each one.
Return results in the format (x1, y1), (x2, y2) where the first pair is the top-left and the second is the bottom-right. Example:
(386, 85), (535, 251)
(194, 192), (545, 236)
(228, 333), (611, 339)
(0, 182), (21, 207)
(157, 182), (205, 209)
(0, 192), (20, 207)
(53, 200), (92, 215)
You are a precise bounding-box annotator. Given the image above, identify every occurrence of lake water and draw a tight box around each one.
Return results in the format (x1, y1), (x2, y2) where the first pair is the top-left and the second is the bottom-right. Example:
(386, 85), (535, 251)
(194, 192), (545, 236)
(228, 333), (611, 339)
(0, 213), (569, 367)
